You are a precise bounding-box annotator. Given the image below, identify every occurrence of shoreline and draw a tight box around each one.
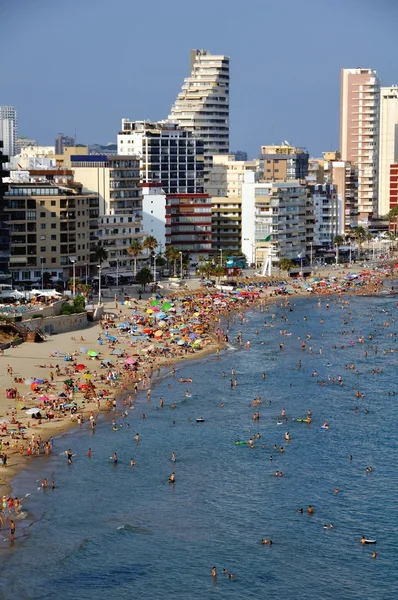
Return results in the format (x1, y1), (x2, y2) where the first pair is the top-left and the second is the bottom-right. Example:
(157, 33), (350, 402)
(0, 271), (391, 535)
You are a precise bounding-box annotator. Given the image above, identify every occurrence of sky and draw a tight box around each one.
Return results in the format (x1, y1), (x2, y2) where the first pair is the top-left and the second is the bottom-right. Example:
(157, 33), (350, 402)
(1, 0), (397, 157)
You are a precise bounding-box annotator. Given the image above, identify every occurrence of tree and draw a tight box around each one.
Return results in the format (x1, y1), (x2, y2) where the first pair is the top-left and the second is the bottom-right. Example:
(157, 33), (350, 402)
(352, 226), (367, 254)
(334, 235), (345, 248)
(93, 245), (108, 265)
(385, 206), (398, 237)
(165, 246), (180, 277)
(128, 240), (143, 277)
(135, 267), (153, 291)
(279, 258), (294, 273)
(212, 265), (225, 283)
(198, 262), (214, 280)
(143, 235), (158, 255)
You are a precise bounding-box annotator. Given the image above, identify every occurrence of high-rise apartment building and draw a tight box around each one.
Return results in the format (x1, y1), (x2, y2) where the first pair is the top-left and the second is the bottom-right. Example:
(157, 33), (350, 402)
(0, 141), (10, 273)
(260, 143), (309, 181)
(378, 86), (398, 216)
(169, 49), (230, 185)
(117, 120), (204, 194)
(309, 184), (341, 248)
(323, 157), (359, 232)
(55, 133), (75, 155)
(0, 106), (18, 156)
(241, 172), (314, 266)
(207, 154), (259, 252)
(4, 171), (99, 286)
(340, 68), (380, 223)
(165, 193), (212, 259)
(71, 154), (144, 277)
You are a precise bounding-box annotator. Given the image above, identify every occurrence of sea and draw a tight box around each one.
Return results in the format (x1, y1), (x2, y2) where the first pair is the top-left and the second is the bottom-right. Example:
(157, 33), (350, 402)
(0, 294), (397, 600)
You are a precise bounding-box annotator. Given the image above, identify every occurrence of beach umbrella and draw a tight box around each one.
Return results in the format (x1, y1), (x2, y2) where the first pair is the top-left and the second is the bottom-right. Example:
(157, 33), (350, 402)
(80, 346), (88, 353)
(150, 299), (160, 306)
(83, 373), (92, 379)
(25, 407), (41, 415)
(38, 395), (49, 402)
(146, 309), (154, 314)
(154, 330), (163, 337)
(189, 333), (197, 339)
(79, 384), (88, 390)
(63, 379), (74, 385)
(177, 340), (185, 345)
(76, 364), (86, 371)
(31, 383), (40, 390)
(111, 348), (123, 355)
(107, 336), (117, 342)
(124, 357), (136, 365)
(87, 350), (98, 357)
(158, 321), (167, 328)
(58, 392), (67, 398)
(162, 302), (172, 311)
(25, 378), (34, 385)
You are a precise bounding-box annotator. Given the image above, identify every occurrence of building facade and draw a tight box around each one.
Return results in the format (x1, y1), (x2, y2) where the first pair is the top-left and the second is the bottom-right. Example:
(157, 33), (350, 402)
(340, 68), (380, 223)
(389, 163), (398, 217)
(117, 120), (204, 194)
(4, 171), (99, 286)
(0, 141), (10, 274)
(241, 172), (314, 266)
(260, 143), (309, 181)
(71, 155), (144, 276)
(165, 193), (212, 259)
(309, 184), (341, 247)
(55, 133), (75, 155)
(142, 183), (166, 252)
(169, 49), (230, 185)
(207, 154), (259, 252)
(378, 86), (398, 217)
(323, 159), (359, 232)
(0, 106), (18, 157)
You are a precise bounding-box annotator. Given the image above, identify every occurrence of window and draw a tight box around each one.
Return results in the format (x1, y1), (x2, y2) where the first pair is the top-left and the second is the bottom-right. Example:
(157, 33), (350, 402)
(51, 246), (56, 252)
(40, 246), (46, 252)
(51, 235), (56, 240)
(51, 212), (56, 217)
(40, 212), (45, 217)
(40, 235), (46, 240)
(51, 201), (56, 206)
(40, 201), (45, 206)
(51, 258), (56, 264)
(41, 224), (46, 230)
(51, 223), (56, 229)
(26, 211), (36, 220)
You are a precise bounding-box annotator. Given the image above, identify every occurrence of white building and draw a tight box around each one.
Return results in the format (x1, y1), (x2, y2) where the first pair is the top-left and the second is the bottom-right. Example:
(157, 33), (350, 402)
(117, 120), (204, 194)
(241, 172), (313, 266)
(308, 184), (342, 247)
(378, 86), (398, 216)
(340, 68), (380, 223)
(169, 49), (230, 185)
(0, 106), (18, 156)
(71, 155), (144, 277)
(142, 183), (166, 252)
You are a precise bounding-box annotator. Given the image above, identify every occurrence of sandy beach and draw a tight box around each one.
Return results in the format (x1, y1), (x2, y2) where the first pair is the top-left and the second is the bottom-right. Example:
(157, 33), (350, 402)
(0, 267), (390, 500)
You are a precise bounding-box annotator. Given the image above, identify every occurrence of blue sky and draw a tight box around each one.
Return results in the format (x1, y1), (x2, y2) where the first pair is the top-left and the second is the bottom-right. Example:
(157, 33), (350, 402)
(1, 0), (397, 157)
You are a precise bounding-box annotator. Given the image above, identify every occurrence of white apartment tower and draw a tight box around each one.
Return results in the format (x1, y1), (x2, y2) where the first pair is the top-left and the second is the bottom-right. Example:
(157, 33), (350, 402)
(169, 49), (230, 185)
(378, 86), (398, 216)
(340, 68), (380, 223)
(0, 106), (18, 156)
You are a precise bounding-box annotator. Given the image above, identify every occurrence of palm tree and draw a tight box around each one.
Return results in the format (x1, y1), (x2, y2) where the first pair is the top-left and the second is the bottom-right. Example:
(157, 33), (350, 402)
(352, 226), (366, 255)
(386, 206), (398, 237)
(135, 267), (153, 292)
(128, 240), (143, 277)
(143, 235), (158, 255)
(334, 235), (345, 248)
(93, 245), (108, 265)
(212, 265), (225, 284)
(165, 246), (180, 277)
(198, 262), (214, 280)
(279, 258), (294, 273)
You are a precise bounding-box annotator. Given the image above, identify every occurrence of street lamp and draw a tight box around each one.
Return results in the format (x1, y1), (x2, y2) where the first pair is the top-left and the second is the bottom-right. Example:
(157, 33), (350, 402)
(98, 264), (102, 305)
(179, 252), (183, 278)
(153, 254), (157, 286)
(335, 244), (338, 266)
(219, 248), (223, 266)
(41, 257), (44, 290)
(69, 257), (76, 298)
(310, 242), (313, 268)
(85, 263), (88, 285)
(116, 258), (119, 288)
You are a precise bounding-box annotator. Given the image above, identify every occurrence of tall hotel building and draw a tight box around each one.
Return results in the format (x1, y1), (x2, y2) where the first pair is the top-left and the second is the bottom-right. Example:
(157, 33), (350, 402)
(378, 86), (398, 216)
(0, 106), (18, 157)
(169, 49), (230, 186)
(340, 68), (380, 223)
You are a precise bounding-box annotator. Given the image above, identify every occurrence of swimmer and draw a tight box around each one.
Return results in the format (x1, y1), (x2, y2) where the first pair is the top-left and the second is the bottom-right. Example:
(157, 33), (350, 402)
(284, 432), (290, 441)
(130, 458), (135, 466)
(113, 453), (118, 464)
(360, 536), (367, 544)
(372, 551), (377, 559)
(334, 488), (339, 494)
(168, 472), (176, 483)
(212, 566), (217, 578)
(297, 508), (303, 513)
(308, 505), (314, 514)
(171, 452), (176, 462)
(261, 538), (273, 545)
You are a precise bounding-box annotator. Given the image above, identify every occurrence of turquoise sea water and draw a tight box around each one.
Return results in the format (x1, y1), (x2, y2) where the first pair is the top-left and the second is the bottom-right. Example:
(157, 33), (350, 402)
(1, 295), (397, 599)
